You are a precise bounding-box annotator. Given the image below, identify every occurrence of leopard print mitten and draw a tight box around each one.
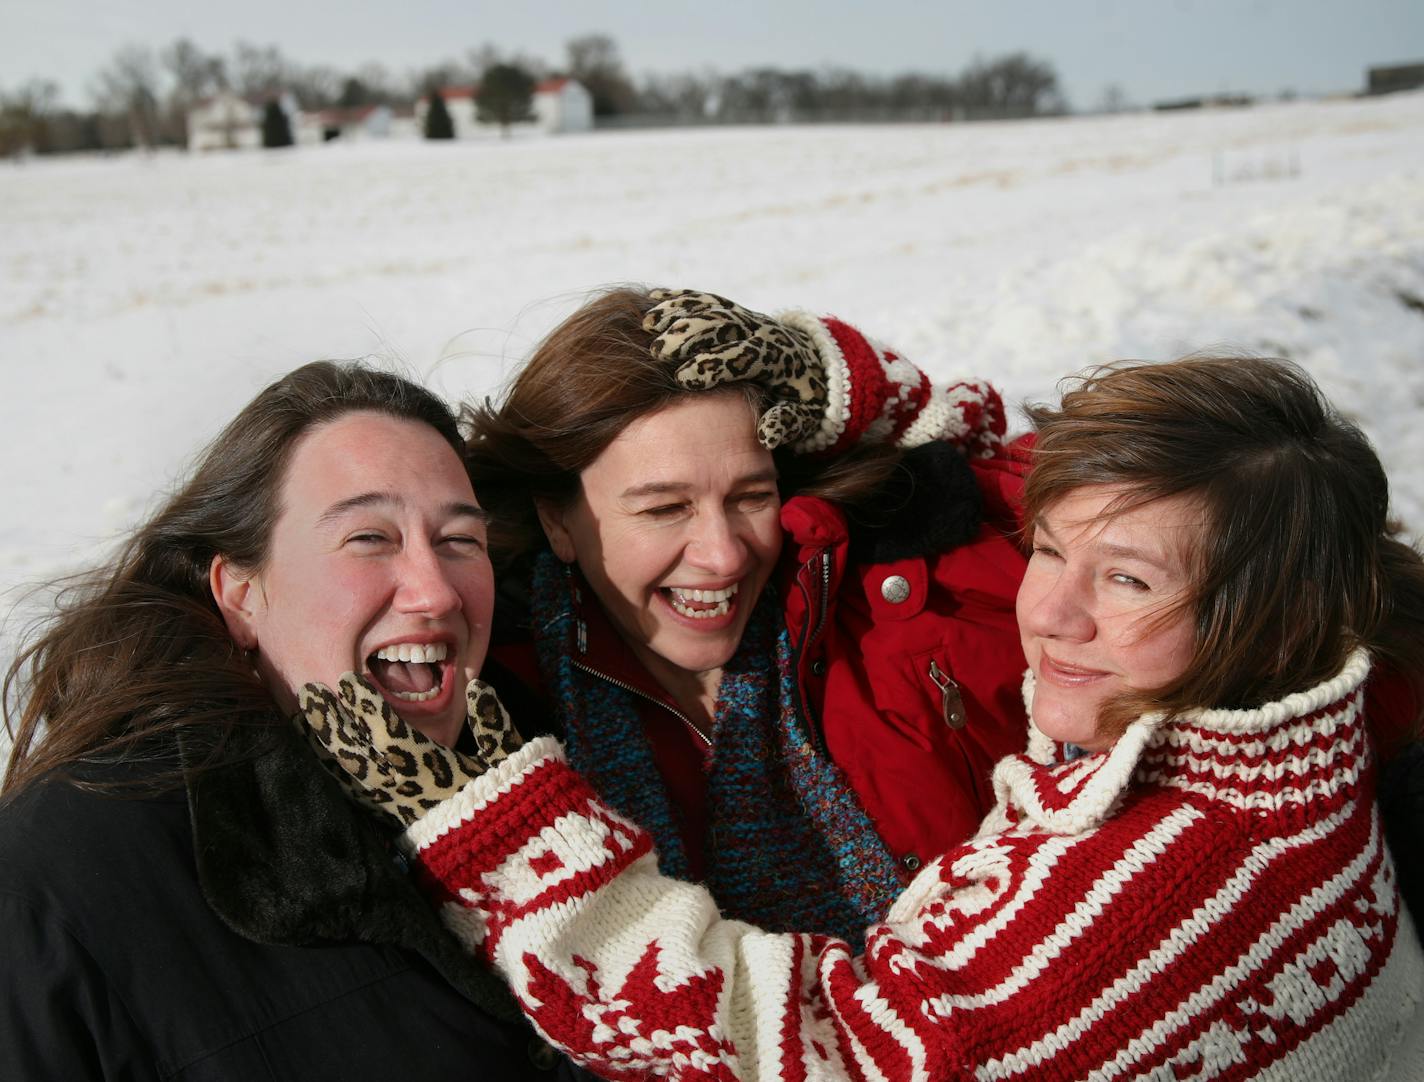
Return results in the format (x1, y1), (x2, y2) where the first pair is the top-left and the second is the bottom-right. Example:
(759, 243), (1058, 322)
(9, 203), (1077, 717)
(294, 673), (522, 826)
(643, 288), (829, 450)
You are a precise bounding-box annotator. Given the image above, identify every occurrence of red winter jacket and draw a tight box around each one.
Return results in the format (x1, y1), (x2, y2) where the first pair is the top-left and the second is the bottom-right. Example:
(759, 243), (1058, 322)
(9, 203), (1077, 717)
(488, 446), (1031, 881)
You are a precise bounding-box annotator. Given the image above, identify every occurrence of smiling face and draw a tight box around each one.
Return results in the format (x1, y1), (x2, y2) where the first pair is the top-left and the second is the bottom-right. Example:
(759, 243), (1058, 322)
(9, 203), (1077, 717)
(538, 394), (783, 702)
(1015, 485), (1200, 752)
(212, 411), (493, 746)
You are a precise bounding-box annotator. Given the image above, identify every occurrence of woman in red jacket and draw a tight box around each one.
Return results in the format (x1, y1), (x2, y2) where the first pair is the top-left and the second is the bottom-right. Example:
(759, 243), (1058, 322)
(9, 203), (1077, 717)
(466, 286), (1030, 943)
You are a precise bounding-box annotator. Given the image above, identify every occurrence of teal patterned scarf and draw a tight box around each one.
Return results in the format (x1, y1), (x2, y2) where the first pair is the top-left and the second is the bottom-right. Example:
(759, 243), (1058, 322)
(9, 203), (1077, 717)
(529, 551), (903, 944)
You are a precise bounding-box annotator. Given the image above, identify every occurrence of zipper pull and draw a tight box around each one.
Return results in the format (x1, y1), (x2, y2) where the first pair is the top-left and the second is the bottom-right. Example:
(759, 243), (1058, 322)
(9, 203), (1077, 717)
(928, 660), (966, 730)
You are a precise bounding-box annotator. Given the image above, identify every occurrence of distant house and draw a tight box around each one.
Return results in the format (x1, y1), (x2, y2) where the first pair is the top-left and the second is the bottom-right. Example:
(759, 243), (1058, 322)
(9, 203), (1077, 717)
(414, 78), (593, 137)
(1367, 62), (1424, 96)
(187, 92), (261, 151)
(533, 77), (593, 133)
(316, 104), (418, 142)
(187, 91), (322, 150)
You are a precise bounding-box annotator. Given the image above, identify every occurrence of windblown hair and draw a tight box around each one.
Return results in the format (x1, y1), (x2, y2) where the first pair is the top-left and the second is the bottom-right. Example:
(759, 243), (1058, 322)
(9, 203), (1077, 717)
(3, 361), (464, 798)
(463, 285), (901, 570)
(1023, 355), (1424, 741)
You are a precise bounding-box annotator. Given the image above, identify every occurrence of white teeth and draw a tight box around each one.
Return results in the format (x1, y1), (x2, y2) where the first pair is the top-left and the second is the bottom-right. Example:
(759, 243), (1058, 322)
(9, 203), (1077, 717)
(666, 583), (737, 619)
(669, 584), (738, 604)
(373, 642), (448, 664)
(389, 687), (440, 703)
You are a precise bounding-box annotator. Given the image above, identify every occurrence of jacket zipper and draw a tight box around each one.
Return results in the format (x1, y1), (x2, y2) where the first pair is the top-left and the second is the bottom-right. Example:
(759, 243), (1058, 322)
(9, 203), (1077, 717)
(571, 659), (713, 748)
(791, 548), (834, 755)
(928, 659), (967, 729)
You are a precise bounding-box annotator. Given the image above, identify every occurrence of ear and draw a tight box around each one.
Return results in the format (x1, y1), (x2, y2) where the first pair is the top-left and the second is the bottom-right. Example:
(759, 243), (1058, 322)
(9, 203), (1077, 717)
(210, 554), (261, 650)
(534, 498), (577, 564)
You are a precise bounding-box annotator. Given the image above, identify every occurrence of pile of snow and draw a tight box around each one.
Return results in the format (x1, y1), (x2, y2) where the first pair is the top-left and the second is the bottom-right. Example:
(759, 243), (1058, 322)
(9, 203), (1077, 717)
(2, 90), (1423, 736)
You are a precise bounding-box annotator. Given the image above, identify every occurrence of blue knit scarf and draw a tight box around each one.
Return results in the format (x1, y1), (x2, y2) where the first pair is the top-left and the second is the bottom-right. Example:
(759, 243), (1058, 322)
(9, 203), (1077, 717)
(529, 551), (903, 944)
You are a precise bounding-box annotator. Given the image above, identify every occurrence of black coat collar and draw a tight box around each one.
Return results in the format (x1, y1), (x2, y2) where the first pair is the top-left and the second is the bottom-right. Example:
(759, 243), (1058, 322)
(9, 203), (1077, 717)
(179, 722), (520, 1020)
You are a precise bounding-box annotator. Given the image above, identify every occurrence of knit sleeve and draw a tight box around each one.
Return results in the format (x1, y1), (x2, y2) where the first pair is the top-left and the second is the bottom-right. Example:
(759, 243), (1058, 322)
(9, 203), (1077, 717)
(401, 737), (966, 1082)
(778, 311), (1006, 460)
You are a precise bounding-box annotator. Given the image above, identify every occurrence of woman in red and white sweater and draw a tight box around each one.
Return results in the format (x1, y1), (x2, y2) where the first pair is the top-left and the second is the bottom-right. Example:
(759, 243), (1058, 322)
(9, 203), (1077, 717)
(298, 355), (1424, 1081)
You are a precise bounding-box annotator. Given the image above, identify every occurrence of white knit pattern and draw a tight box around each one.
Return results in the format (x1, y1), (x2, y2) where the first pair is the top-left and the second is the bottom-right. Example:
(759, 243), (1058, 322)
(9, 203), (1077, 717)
(405, 652), (1423, 1081)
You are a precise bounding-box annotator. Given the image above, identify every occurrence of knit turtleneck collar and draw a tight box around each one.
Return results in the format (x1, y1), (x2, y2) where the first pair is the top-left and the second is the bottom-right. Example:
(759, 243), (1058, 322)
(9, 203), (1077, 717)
(986, 649), (1373, 837)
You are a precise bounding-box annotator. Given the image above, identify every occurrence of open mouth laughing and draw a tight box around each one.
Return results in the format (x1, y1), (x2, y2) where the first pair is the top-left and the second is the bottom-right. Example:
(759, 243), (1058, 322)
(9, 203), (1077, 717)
(365, 641), (454, 703)
(663, 583), (739, 620)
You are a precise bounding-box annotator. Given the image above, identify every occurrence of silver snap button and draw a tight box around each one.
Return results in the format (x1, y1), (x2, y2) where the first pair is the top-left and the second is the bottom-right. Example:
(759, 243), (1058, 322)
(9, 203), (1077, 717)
(881, 575), (911, 604)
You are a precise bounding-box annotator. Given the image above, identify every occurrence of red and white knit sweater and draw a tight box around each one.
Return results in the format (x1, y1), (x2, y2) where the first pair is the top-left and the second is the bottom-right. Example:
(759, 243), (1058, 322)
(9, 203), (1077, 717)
(404, 650), (1424, 1080)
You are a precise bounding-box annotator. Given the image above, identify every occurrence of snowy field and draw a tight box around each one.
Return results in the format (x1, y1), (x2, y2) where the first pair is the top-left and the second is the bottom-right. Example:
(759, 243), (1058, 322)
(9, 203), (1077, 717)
(3, 90), (1424, 716)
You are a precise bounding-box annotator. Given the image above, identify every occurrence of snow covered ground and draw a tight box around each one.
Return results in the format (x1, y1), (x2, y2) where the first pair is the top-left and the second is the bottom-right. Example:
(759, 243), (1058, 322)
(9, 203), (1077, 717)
(3, 91), (1424, 720)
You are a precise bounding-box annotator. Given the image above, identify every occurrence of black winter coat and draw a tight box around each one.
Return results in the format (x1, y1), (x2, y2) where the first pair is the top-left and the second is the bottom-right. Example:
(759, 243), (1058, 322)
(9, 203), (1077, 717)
(0, 723), (592, 1081)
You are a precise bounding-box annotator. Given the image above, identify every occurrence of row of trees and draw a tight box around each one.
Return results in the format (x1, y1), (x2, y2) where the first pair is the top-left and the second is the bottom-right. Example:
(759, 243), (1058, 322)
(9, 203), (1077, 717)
(1, 34), (1065, 157)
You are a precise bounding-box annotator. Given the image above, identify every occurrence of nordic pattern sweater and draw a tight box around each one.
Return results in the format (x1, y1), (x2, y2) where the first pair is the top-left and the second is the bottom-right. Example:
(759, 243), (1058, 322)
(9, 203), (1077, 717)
(400, 649), (1424, 1080)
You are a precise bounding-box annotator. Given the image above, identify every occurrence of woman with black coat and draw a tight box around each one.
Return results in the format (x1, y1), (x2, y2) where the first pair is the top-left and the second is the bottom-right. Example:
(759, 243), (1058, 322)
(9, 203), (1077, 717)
(0, 362), (589, 1081)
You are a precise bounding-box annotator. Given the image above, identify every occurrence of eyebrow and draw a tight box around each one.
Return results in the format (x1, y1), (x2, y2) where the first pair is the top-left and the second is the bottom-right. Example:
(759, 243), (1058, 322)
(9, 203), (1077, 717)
(1033, 515), (1174, 573)
(316, 491), (488, 527)
(619, 470), (780, 501)
(1098, 542), (1173, 573)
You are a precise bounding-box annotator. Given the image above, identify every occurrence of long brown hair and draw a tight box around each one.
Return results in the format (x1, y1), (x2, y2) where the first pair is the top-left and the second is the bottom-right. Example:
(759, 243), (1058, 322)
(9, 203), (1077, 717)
(1023, 354), (1424, 740)
(3, 361), (464, 798)
(463, 285), (902, 570)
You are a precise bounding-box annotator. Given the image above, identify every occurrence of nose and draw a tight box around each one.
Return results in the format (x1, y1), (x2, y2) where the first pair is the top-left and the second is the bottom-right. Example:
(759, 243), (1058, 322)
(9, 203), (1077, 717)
(685, 510), (748, 576)
(393, 541), (463, 617)
(1019, 569), (1095, 643)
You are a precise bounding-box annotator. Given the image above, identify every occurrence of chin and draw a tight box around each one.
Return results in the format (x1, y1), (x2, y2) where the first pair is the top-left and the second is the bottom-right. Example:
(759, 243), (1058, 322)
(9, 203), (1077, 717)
(663, 639), (740, 676)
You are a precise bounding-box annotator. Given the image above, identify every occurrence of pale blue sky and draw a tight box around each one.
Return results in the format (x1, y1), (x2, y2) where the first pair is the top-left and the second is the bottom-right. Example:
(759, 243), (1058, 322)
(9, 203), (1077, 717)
(5, 0), (1422, 110)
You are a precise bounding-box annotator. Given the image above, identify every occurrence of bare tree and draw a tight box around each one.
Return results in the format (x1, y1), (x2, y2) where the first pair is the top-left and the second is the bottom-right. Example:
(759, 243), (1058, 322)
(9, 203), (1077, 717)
(957, 53), (1065, 118)
(161, 38), (226, 144)
(343, 62), (399, 107)
(410, 59), (473, 100)
(231, 41), (290, 100)
(1097, 84), (1129, 114)
(91, 45), (164, 148)
(638, 72), (714, 120)
(0, 80), (59, 157)
(288, 65), (342, 109)
(565, 34), (635, 116)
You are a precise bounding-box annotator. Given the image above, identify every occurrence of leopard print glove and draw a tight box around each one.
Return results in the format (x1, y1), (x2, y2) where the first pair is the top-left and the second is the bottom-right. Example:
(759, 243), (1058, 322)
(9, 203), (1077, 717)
(294, 673), (522, 826)
(643, 288), (829, 450)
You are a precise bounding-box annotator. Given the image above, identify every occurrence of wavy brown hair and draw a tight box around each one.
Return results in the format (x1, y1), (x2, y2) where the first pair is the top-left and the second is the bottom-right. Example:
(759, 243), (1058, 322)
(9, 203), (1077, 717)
(3, 361), (464, 798)
(463, 285), (902, 571)
(1023, 355), (1424, 742)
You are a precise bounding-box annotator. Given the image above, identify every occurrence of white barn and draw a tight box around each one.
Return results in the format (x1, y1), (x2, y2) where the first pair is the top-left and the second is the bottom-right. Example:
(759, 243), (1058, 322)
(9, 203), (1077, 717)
(187, 92), (322, 151)
(186, 92), (261, 151)
(533, 77), (593, 133)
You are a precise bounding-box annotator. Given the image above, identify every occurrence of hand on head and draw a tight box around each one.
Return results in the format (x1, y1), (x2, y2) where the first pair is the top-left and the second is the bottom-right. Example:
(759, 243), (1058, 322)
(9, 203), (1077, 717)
(643, 288), (830, 450)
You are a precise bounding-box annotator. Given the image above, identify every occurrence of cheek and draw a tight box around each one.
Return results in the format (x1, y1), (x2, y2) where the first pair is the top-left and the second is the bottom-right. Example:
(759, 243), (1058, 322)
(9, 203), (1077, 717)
(1119, 615), (1195, 687)
(458, 562), (496, 621)
(1013, 564), (1049, 634)
(603, 532), (683, 597)
(751, 515), (784, 566)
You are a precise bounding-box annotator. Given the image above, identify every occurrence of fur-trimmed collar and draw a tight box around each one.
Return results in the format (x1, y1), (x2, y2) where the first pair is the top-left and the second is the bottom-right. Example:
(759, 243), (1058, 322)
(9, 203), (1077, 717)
(178, 722), (520, 1020)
